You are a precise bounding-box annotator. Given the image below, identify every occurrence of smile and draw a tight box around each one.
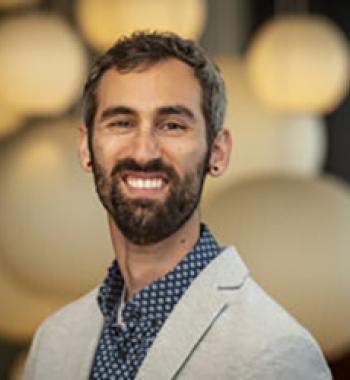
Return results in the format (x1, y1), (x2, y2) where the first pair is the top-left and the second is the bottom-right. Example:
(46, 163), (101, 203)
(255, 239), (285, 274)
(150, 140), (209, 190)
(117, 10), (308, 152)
(122, 172), (168, 192)
(127, 178), (163, 189)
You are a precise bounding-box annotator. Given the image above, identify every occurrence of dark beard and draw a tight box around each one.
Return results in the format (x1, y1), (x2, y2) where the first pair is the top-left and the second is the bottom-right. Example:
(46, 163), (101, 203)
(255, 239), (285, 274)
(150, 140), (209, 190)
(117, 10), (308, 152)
(92, 157), (207, 245)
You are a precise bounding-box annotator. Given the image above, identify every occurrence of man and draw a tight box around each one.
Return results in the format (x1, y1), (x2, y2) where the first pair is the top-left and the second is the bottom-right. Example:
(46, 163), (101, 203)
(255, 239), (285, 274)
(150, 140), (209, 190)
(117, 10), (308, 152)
(23, 32), (332, 380)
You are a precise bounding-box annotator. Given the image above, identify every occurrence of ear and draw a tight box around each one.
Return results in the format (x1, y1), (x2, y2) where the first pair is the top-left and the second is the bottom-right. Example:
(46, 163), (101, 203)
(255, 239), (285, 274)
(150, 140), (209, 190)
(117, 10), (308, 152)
(77, 124), (92, 172)
(208, 128), (232, 177)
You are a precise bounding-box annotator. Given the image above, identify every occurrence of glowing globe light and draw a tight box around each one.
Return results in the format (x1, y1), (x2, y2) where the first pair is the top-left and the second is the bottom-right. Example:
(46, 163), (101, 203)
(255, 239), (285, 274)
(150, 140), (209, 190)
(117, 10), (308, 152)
(0, 262), (63, 341)
(204, 175), (350, 359)
(75, 0), (207, 51)
(203, 57), (325, 201)
(247, 15), (350, 114)
(0, 14), (88, 116)
(0, 119), (112, 299)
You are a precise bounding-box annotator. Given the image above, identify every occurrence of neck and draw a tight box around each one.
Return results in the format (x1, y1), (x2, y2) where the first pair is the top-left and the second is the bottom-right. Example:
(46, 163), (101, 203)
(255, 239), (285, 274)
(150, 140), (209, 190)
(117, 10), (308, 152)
(108, 211), (201, 300)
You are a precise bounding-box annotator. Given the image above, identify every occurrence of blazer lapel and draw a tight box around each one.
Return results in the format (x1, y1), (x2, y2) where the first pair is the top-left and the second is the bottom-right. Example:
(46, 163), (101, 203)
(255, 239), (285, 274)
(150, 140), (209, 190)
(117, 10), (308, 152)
(64, 289), (104, 380)
(136, 246), (248, 380)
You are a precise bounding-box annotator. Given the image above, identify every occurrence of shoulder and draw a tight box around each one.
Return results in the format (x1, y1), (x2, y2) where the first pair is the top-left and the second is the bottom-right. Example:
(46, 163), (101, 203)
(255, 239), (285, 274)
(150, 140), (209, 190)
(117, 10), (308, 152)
(22, 289), (103, 380)
(29, 287), (102, 347)
(228, 279), (332, 379)
(225, 274), (323, 350)
(39, 288), (100, 330)
(213, 246), (316, 342)
(206, 247), (332, 379)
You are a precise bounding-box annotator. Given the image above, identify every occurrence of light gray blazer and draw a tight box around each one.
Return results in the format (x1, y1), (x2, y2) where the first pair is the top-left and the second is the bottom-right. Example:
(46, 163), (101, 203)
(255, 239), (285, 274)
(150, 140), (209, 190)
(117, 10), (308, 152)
(23, 247), (332, 380)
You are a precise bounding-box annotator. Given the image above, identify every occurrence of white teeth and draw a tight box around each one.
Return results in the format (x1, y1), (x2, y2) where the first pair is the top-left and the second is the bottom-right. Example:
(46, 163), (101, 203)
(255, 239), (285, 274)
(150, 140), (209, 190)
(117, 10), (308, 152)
(127, 178), (163, 189)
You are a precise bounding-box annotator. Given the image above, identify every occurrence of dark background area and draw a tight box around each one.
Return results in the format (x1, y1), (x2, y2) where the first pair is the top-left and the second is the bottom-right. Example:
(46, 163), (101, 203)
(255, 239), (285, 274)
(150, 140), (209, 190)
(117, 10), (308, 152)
(249, 1), (350, 378)
(251, 2), (350, 376)
(251, 0), (350, 187)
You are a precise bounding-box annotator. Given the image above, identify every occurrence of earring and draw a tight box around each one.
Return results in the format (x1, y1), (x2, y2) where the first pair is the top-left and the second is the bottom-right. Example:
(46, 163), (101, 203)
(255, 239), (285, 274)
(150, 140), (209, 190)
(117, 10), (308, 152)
(211, 165), (219, 173)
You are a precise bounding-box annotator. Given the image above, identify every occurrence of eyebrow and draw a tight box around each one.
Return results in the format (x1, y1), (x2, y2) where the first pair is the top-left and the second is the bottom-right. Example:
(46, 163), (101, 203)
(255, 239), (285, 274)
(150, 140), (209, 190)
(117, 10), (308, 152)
(99, 104), (196, 123)
(157, 105), (196, 120)
(99, 106), (137, 123)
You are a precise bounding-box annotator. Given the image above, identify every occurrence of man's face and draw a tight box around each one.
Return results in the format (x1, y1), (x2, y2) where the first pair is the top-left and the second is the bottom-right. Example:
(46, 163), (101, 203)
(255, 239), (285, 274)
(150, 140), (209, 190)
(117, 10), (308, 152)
(88, 59), (208, 245)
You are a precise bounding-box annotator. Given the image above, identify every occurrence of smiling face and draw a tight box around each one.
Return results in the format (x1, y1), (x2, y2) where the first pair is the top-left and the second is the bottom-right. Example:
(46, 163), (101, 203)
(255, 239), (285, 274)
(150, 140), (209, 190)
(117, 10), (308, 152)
(79, 59), (213, 245)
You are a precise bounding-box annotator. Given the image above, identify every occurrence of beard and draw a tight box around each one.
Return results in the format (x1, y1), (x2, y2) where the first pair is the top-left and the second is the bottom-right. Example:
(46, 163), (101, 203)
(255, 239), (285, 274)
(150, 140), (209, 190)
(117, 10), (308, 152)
(91, 156), (208, 245)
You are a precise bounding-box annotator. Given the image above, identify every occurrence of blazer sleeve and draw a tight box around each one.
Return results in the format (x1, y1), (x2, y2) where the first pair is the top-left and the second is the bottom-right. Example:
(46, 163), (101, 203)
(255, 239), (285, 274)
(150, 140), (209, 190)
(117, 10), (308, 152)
(244, 333), (333, 380)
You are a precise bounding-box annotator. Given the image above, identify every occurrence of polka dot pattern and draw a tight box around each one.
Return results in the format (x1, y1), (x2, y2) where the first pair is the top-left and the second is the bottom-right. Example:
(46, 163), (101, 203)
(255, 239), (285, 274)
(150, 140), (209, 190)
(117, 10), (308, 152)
(89, 224), (221, 380)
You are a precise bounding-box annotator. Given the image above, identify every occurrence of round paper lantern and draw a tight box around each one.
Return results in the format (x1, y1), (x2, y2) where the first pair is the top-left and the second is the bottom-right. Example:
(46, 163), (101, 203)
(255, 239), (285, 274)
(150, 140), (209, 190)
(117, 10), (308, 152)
(0, 14), (88, 116)
(203, 57), (326, 201)
(0, 105), (22, 139)
(203, 175), (350, 359)
(247, 15), (350, 114)
(0, 119), (113, 299)
(0, 262), (63, 341)
(75, 0), (207, 51)
(0, 0), (38, 9)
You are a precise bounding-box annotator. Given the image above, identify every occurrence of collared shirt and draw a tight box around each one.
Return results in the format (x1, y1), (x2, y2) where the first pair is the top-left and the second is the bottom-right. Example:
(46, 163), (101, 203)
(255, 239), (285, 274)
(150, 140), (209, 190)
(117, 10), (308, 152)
(89, 224), (221, 380)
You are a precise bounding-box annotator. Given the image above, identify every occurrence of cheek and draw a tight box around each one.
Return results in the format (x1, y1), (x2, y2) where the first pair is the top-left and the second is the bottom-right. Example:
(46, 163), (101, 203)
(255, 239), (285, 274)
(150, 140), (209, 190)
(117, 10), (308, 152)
(163, 131), (207, 159)
(92, 136), (125, 168)
(169, 146), (208, 177)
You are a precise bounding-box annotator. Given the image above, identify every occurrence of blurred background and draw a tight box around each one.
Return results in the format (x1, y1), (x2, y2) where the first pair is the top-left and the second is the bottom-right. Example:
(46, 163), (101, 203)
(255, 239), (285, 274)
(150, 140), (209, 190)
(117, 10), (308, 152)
(0, 0), (349, 379)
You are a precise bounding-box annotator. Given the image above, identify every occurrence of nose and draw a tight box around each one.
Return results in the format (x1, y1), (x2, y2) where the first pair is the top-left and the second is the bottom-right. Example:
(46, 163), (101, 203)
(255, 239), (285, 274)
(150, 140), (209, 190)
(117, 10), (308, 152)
(129, 128), (161, 165)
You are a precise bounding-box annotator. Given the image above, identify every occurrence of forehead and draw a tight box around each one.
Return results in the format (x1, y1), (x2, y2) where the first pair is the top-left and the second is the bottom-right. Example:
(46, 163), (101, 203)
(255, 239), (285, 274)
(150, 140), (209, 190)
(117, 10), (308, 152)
(95, 58), (203, 117)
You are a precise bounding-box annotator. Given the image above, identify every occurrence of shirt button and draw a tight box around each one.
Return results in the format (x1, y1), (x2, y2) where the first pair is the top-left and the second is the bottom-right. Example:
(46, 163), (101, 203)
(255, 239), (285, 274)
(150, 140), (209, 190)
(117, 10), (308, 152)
(117, 348), (127, 361)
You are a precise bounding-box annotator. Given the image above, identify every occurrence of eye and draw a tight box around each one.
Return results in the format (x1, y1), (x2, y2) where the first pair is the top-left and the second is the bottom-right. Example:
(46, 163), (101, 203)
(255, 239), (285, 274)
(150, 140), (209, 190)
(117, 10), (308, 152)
(106, 119), (135, 129)
(160, 121), (187, 132)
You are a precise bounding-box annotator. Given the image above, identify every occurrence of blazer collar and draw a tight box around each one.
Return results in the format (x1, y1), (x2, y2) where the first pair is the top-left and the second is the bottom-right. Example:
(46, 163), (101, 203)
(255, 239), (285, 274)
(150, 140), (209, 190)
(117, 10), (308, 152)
(136, 246), (249, 380)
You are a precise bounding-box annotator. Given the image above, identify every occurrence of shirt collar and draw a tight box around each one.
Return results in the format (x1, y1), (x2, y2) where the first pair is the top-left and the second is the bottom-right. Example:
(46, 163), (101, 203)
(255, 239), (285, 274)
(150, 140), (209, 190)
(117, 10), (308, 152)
(97, 224), (221, 325)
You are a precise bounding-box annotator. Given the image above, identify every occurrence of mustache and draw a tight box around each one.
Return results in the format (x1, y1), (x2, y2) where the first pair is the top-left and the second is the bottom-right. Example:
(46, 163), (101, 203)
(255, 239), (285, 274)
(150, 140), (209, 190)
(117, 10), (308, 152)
(111, 158), (178, 179)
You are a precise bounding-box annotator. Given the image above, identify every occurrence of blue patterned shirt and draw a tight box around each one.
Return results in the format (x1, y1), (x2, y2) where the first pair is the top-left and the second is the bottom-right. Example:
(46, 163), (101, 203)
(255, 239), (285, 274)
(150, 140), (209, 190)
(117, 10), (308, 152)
(89, 224), (221, 380)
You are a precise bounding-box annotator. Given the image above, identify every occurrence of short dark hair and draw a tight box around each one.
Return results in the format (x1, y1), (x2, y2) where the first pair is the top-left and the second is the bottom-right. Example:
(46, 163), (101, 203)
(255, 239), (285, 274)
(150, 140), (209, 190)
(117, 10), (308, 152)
(82, 31), (226, 146)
